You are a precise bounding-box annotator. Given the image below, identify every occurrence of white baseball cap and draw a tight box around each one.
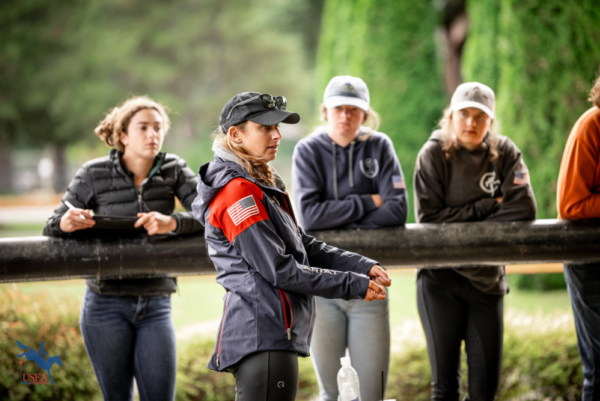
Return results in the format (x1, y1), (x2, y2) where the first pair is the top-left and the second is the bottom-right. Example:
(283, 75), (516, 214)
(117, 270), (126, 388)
(323, 76), (370, 112)
(451, 82), (495, 119)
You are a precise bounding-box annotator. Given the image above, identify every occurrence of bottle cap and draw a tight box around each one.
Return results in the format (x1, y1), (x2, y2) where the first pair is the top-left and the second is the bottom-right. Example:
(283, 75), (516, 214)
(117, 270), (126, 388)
(340, 356), (351, 366)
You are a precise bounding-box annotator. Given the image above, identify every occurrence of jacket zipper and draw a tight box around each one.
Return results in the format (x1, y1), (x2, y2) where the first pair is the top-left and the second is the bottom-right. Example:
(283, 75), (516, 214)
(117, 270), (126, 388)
(279, 194), (301, 237)
(278, 289), (293, 340)
(306, 299), (314, 345)
(217, 291), (232, 367)
(117, 155), (162, 213)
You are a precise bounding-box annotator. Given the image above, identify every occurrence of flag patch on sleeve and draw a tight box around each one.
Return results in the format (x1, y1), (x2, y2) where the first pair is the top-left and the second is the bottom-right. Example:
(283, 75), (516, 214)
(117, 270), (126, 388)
(392, 175), (406, 189)
(227, 195), (260, 226)
(513, 170), (530, 185)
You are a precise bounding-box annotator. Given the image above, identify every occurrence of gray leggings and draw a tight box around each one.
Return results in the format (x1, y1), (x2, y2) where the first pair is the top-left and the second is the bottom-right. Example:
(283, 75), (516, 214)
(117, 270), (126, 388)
(310, 296), (391, 401)
(227, 351), (299, 401)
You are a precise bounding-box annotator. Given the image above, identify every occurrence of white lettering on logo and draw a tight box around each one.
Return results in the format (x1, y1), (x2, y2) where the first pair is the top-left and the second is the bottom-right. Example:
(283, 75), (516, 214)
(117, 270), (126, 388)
(300, 265), (337, 275)
(479, 172), (501, 196)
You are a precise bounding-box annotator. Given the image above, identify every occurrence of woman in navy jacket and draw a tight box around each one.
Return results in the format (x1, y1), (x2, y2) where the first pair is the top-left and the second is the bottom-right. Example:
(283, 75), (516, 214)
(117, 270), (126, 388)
(291, 76), (407, 401)
(192, 91), (391, 401)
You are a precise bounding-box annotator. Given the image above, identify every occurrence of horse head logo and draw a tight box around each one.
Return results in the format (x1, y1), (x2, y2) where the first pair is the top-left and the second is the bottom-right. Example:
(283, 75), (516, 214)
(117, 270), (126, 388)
(17, 340), (62, 385)
(479, 172), (500, 196)
(360, 158), (379, 179)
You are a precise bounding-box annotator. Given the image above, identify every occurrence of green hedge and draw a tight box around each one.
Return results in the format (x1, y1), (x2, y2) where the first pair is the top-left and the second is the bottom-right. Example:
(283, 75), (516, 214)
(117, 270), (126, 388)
(509, 273), (567, 292)
(1, 287), (582, 400)
(0, 287), (100, 400)
(462, 0), (600, 219)
(316, 0), (446, 222)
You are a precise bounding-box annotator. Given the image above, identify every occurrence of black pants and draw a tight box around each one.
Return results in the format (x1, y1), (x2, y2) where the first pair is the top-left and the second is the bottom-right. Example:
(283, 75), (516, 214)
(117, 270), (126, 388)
(227, 351), (299, 401)
(417, 269), (504, 401)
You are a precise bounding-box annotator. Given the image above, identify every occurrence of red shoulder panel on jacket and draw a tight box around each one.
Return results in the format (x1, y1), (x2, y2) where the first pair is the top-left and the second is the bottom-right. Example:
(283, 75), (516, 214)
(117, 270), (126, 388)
(207, 178), (269, 242)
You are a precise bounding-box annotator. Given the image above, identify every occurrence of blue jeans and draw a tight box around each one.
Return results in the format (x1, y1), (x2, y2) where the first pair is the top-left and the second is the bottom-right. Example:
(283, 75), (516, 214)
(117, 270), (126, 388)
(310, 296), (390, 401)
(565, 263), (600, 401)
(79, 288), (177, 401)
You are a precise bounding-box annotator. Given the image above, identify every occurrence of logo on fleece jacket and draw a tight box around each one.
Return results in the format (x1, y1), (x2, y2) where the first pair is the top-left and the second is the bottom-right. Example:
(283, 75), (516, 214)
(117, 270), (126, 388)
(360, 158), (379, 179)
(479, 172), (501, 196)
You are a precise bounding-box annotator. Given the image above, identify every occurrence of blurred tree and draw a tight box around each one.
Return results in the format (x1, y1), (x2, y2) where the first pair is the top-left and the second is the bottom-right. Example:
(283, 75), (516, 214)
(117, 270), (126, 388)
(462, 0), (600, 219)
(0, 0), (83, 191)
(316, 0), (446, 222)
(0, 0), (322, 191)
(437, 0), (468, 96)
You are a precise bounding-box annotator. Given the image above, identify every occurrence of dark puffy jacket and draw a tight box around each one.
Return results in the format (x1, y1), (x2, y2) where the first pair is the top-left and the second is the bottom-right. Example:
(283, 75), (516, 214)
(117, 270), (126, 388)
(192, 156), (377, 372)
(44, 149), (203, 296)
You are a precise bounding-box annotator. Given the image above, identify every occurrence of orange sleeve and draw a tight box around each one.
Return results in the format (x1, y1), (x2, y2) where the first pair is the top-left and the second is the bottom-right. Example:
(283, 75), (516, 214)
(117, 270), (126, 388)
(557, 108), (600, 219)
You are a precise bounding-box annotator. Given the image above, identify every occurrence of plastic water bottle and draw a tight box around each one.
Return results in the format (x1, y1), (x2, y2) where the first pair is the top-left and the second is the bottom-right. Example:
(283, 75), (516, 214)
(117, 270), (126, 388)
(337, 357), (361, 401)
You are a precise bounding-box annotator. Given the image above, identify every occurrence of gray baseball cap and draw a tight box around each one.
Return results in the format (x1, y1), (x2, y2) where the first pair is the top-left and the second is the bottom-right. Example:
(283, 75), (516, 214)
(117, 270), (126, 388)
(451, 82), (495, 119)
(323, 76), (370, 112)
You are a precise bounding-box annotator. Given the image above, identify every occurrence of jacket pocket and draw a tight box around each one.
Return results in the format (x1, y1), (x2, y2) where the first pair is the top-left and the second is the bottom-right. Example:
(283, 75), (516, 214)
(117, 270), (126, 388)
(217, 291), (232, 367)
(278, 289), (294, 340)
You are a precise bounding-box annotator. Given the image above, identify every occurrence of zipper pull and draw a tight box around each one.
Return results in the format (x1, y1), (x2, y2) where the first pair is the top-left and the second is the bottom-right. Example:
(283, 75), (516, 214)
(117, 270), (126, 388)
(138, 194), (143, 203)
(287, 328), (291, 340)
(217, 354), (220, 367)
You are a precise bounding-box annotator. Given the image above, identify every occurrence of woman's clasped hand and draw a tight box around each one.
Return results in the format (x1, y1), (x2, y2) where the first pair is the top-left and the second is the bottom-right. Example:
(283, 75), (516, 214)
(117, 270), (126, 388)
(365, 265), (391, 301)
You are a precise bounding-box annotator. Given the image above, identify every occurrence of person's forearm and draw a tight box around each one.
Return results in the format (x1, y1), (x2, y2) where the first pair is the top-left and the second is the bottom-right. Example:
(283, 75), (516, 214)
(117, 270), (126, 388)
(356, 197), (407, 227)
(560, 194), (600, 219)
(418, 198), (498, 223)
(299, 194), (376, 230)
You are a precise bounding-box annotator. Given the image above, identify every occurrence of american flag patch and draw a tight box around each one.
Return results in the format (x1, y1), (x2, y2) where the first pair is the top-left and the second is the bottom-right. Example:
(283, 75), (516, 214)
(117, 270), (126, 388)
(227, 195), (260, 226)
(513, 170), (530, 185)
(392, 175), (406, 189)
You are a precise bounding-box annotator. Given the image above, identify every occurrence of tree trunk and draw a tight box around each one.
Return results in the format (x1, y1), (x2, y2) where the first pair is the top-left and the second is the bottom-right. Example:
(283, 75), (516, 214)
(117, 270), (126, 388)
(440, 1), (468, 97)
(52, 144), (68, 193)
(0, 147), (14, 194)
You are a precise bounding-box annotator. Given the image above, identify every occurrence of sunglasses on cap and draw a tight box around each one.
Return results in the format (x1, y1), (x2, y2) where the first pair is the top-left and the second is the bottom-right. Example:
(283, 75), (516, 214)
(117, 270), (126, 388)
(226, 94), (287, 120)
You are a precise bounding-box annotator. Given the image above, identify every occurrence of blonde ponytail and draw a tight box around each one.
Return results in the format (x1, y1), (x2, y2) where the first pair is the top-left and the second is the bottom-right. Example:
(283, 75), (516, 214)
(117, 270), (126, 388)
(212, 124), (276, 187)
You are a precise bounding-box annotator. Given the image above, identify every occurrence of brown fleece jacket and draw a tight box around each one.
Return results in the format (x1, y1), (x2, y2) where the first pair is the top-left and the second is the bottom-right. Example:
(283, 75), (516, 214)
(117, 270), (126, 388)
(413, 130), (537, 295)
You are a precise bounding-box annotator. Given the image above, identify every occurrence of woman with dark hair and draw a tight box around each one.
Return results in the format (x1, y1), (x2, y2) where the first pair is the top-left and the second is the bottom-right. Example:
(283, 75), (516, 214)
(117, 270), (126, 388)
(292, 75), (407, 401)
(413, 82), (537, 400)
(192, 91), (390, 401)
(44, 96), (203, 401)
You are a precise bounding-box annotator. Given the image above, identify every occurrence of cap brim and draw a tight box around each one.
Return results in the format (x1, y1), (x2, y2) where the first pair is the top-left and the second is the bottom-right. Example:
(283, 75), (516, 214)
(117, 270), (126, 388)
(249, 109), (300, 126)
(452, 101), (495, 119)
(324, 96), (369, 112)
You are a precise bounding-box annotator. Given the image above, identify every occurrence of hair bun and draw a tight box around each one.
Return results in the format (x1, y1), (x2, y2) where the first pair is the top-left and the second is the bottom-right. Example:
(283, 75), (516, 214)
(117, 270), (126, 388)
(95, 107), (120, 146)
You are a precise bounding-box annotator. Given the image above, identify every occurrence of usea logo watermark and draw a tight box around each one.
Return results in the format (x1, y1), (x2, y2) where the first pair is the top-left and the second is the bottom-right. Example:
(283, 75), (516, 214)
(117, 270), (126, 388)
(17, 340), (62, 385)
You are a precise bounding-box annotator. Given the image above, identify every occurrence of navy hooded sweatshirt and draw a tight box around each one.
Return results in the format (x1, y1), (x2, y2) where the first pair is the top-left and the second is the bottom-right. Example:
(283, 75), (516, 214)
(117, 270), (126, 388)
(192, 148), (378, 372)
(292, 129), (407, 230)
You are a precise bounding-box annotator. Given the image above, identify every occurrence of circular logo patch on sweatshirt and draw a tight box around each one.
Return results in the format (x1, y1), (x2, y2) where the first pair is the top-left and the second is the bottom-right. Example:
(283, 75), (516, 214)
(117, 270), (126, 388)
(479, 172), (500, 196)
(360, 158), (379, 179)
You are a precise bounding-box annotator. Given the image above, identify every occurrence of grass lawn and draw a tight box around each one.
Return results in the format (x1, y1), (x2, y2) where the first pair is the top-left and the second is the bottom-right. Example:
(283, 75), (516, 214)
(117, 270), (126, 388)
(0, 223), (46, 238)
(1, 270), (572, 331)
